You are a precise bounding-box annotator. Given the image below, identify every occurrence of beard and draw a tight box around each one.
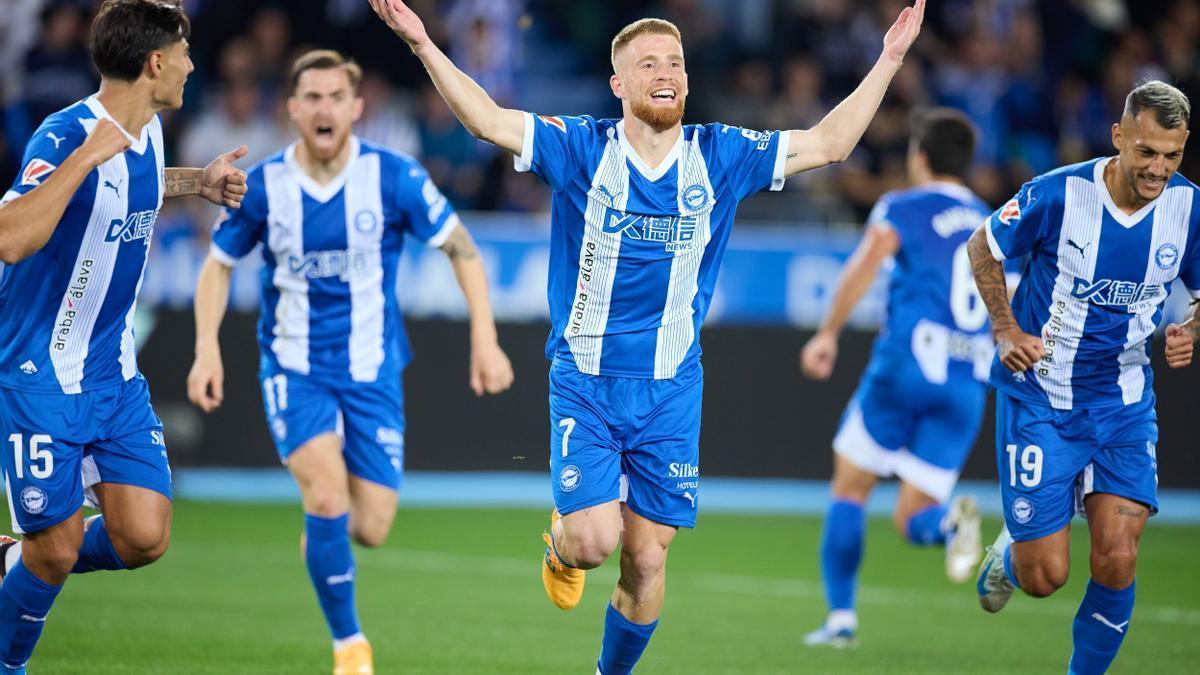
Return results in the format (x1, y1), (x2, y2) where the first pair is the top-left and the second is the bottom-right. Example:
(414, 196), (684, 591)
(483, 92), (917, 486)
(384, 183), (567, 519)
(630, 95), (686, 132)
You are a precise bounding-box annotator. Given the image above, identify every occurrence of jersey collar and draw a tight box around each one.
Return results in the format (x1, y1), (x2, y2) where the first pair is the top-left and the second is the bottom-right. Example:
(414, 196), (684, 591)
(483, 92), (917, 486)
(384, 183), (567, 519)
(83, 95), (151, 155)
(284, 136), (361, 203)
(1094, 156), (1162, 229)
(616, 120), (684, 183)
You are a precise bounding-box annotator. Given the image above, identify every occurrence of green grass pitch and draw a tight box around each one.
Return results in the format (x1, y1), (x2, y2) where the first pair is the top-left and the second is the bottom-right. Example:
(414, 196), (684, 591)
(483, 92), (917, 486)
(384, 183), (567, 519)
(9, 502), (1198, 673)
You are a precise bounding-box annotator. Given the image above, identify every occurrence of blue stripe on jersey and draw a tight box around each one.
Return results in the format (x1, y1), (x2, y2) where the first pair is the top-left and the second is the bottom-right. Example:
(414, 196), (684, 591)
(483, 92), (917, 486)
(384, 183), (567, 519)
(0, 96), (164, 394)
(986, 157), (1200, 409)
(516, 113), (789, 379)
(211, 137), (457, 385)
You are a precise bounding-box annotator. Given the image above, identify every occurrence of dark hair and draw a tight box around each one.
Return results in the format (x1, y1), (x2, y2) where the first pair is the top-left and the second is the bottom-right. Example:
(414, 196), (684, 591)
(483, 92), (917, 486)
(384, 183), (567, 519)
(909, 107), (978, 181)
(90, 0), (191, 82)
(289, 50), (363, 95)
(1125, 80), (1190, 129)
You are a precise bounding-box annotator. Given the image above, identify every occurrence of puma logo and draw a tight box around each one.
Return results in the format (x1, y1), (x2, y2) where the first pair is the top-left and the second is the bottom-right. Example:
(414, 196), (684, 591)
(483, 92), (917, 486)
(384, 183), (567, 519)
(1091, 613), (1129, 634)
(1067, 239), (1090, 256)
(46, 132), (66, 149)
(103, 179), (122, 197)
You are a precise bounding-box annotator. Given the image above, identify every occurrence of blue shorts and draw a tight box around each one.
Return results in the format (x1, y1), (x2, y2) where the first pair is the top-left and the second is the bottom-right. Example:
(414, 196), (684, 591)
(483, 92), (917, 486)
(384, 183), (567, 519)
(0, 376), (171, 534)
(833, 367), (986, 503)
(260, 369), (405, 491)
(995, 392), (1159, 542)
(548, 362), (702, 528)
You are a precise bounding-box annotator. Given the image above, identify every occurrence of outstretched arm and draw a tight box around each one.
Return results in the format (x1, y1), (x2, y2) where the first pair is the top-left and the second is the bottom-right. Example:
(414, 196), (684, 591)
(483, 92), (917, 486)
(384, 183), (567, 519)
(166, 145), (248, 207)
(369, 0), (525, 155)
(187, 256), (234, 412)
(967, 226), (1045, 373)
(800, 224), (898, 380)
(784, 0), (925, 175)
(440, 225), (514, 395)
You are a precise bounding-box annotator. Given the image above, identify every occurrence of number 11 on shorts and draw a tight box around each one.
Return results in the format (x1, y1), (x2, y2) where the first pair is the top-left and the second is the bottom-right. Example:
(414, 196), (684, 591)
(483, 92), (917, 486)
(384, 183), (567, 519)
(559, 418), (575, 458)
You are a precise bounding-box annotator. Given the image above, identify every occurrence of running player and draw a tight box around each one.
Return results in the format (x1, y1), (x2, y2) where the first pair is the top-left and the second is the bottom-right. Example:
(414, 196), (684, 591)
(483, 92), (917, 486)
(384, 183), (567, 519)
(800, 108), (995, 647)
(369, 0), (926, 672)
(969, 80), (1200, 675)
(186, 49), (513, 675)
(0, 2), (246, 673)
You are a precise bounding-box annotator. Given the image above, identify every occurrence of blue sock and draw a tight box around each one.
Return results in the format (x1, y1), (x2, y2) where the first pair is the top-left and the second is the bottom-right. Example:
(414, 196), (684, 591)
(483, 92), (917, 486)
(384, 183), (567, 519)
(820, 499), (865, 611)
(904, 505), (948, 546)
(0, 560), (63, 670)
(304, 513), (360, 640)
(71, 517), (126, 574)
(1068, 579), (1135, 675)
(597, 603), (657, 675)
(1002, 546), (1022, 589)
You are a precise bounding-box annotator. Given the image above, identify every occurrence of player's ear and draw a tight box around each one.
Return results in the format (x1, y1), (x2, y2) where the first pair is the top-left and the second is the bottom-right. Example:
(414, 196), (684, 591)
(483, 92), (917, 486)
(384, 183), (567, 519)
(1111, 121), (1122, 152)
(352, 96), (365, 123)
(610, 74), (623, 100)
(146, 50), (164, 80)
(286, 96), (300, 122)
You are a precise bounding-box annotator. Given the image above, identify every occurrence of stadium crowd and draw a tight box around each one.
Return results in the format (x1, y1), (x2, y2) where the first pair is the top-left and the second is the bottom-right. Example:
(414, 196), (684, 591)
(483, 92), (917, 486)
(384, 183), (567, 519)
(2, 0), (1198, 227)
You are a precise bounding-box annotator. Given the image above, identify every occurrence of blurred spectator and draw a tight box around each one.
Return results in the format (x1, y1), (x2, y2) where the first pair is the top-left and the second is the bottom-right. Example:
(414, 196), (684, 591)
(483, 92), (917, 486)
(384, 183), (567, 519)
(417, 84), (486, 208)
(444, 0), (523, 105)
(22, 3), (98, 125)
(355, 71), (421, 158)
(179, 79), (287, 170)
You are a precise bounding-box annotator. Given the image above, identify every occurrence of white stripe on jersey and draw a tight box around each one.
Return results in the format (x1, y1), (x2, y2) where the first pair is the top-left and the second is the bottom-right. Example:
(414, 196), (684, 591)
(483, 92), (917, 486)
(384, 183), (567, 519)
(1118, 185), (1194, 403)
(50, 123), (130, 393)
(344, 152), (386, 382)
(118, 118), (165, 380)
(265, 162), (310, 374)
(566, 127), (627, 375)
(654, 134), (714, 379)
(1039, 175), (1103, 410)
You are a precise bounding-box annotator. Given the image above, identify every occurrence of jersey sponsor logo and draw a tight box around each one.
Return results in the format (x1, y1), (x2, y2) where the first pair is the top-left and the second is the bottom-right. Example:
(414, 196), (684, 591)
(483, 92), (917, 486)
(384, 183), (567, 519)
(997, 198), (1021, 225)
(558, 464), (582, 492)
(601, 207), (698, 252)
(104, 209), (158, 244)
(20, 159), (56, 187)
(20, 486), (47, 514)
(538, 115), (567, 133)
(738, 127), (772, 151)
(569, 241), (598, 336)
(55, 258), (95, 351)
(1070, 277), (1165, 311)
(668, 462), (699, 479)
(1011, 497), (1034, 524)
(286, 249), (380, 281)
(1155, 243), (1179, 270)
(150, 430), (165, 447)
(46, 132), (66, 149)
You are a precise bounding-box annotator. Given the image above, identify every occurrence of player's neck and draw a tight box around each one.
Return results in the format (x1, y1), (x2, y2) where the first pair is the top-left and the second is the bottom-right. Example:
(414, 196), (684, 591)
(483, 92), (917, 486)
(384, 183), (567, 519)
(1103, 157), (1152, 214)
(293, 138), (354, 185)
(621, 116), (682, 170)
(95, 82), (156, 139)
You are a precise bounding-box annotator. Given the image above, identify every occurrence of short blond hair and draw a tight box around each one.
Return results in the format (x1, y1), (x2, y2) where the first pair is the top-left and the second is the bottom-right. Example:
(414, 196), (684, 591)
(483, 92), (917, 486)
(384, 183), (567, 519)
(611, 18), (683, 72)
(289, 49), (363, 95)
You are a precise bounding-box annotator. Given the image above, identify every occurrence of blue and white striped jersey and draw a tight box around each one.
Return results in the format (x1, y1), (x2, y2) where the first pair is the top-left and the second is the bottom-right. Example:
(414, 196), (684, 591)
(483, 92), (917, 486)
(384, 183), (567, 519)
(0, 96), (165, 394)
(212, 137), (458, 384)
(514, 113), (790, 379)
(985, 157), (1200, 409)
(864, 182), (995, 385)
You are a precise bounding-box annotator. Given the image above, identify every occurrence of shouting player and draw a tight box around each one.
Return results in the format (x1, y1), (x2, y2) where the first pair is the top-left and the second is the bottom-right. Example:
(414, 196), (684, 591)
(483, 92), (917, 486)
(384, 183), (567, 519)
(0, 2), (246, 673)
(370, 0), (925, 671)
(186, 49), (513, 675)
(969, 80), (1200, 675)
(800, 108), (997, 646)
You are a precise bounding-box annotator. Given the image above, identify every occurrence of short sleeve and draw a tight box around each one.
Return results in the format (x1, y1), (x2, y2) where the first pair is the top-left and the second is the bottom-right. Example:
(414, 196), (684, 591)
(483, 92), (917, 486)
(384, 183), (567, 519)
(392, 159), (460, 247)
(513, 112), (600, 191)
(210, 168), (267, 265)
(1179, 218), (1200, 298)
(985, 179), (1050, 261)
(712, 125), (791, 201)
(3, 118), (85, 204)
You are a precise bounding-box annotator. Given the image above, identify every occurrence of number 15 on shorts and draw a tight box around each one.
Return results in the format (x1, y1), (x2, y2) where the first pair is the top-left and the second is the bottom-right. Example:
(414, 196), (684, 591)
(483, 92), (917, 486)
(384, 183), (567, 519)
(8, 433), (54, 479)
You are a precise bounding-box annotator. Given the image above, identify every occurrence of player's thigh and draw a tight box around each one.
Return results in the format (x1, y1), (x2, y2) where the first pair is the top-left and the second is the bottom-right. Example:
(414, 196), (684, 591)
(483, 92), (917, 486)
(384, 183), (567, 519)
(831, 378), (914, 488)
(897, 381), (987, 506)
(337, 377), (406, 493)
(0, 387), (87, 536)
(623, 364), (702, 529)
(348, 474), (399, 547)
(91, 482), (172, 556)
(1084, 394), (1160, 519)
(260, 370), (340, 470)
(288, 432), (350, 516)
(830, 454), (879, 503)
(994, 392), (1094, 543)
(548, 365), (623, 519)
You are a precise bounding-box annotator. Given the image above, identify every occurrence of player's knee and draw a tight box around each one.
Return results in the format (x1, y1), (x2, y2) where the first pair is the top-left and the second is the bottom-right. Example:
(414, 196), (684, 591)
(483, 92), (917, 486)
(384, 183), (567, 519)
(1019, 560), (1069, 598)
(24, 541), (80, 581)
(1091, 542), (1138, 587)
(109, 522), (170, 569)
(304, 489), (351, 519)
(566, 529), (619, 569)
(619, 544), (667, 584)
(349, 522), (389, 548)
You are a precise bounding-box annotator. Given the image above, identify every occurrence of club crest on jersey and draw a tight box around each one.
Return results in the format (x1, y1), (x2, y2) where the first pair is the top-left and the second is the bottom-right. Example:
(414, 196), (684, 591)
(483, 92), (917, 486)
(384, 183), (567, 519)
(1071, 277), (1164, 311)
(539, 115), (567, 133)
(559, 464), (582, 492)
(602, 207), (698, 252)
(998, 198), (1021, 225)
(353, 209), (379, 233)
(20, 487), (47, 514)
(105, 209), (158, 244)
(20, 159), (56, 187)
(682, 184), (708, 211)
(1155, 243), (1179, 270)
(1011, 497), (1034, 524)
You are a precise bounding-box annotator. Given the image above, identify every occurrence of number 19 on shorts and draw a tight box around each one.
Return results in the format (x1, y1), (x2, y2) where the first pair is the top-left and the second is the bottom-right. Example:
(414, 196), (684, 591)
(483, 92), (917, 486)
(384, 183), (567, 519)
(8, 434), (54, 479)
(1006, 443), (1042, 488)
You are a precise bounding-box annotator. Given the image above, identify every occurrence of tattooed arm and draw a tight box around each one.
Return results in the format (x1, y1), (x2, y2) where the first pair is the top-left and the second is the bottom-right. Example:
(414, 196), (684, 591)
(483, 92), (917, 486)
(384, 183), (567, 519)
(439, 224), (514, 395)
(165, 145), (248, 206)
(164, 168), (202, 198)
(967, 226), (1045, 373)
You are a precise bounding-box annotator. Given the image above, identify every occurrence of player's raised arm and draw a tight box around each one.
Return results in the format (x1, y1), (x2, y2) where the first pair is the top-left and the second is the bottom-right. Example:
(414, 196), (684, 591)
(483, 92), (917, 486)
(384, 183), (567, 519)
(368, 0), (525, 156)
(801, 224), (899, 380)
(439, 224), (515, 396)
(187, 254), (234, 413)
(783, 0), (925, 176)
(0, 119), (130, 264)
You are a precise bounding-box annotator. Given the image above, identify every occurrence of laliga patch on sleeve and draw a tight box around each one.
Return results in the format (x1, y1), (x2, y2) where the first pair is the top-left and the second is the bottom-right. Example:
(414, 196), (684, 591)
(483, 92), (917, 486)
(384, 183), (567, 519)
(998, 198), (1021, 225)
(538, 115), (567, 133)
(21, 159), (57, 187)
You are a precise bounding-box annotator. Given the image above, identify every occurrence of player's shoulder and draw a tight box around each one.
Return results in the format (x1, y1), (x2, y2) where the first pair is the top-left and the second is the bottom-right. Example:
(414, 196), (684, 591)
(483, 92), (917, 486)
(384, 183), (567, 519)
(1166, 169), (1200, 193)
(693, 122), (777, 144)
(30, 99), (95, 144)
(1030, 158), (1100, 191)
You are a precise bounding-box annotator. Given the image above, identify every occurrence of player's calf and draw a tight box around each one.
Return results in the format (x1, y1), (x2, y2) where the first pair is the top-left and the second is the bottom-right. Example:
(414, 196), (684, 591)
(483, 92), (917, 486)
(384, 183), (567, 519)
(1013, 550), (1069, 598)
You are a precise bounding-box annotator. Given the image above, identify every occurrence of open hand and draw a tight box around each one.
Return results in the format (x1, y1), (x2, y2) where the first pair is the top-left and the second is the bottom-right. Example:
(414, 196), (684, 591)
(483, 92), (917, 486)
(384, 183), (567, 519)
(368, 0), (432, 50)
(882, 0), (926, 65)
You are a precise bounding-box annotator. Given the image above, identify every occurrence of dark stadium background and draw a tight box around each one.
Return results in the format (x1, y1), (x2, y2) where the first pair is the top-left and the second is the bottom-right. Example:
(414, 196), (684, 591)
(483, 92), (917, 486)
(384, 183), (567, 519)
(1, 0), (1198, 488)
